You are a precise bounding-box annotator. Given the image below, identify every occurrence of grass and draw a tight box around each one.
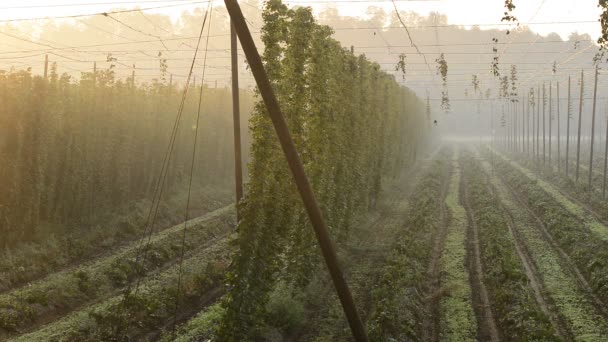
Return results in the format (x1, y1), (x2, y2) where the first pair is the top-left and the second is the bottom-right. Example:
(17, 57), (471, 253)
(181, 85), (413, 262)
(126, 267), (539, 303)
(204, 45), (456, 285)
(11, 236), (232, 341)
(439, 152), (477, 342)
(163, 303), (225, 342)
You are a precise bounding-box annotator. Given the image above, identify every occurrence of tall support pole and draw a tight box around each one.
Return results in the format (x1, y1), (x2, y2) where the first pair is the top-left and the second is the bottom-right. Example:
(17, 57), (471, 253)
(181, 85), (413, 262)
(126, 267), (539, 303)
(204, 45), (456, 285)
(522, 94), (525, 153)
(43, 54), (49, 79)
(549, 82), (552, 165)
(230, 21), (243, 221)
(532, 91), (536, 160)
(566, 76), (571, 177)
(543, 83), (546, 166)
(526, 93), (530, 158)
(557, 81), (561, 172)
(222, 0), (368, 340)
(576, 69), (584, 183)
(537, 85), (541, 170)
(603, 105), (608, 198)
(589, 64), (599, 190)
(93, 61), (97, 88)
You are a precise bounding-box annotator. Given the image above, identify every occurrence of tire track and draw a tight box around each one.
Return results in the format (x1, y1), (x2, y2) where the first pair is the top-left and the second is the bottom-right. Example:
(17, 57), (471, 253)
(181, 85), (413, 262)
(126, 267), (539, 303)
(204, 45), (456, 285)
(460, 161), (500, 342)
(498, 171), (608, 320)
(422, 152), (452, 342)
(478, 165), (569, 339)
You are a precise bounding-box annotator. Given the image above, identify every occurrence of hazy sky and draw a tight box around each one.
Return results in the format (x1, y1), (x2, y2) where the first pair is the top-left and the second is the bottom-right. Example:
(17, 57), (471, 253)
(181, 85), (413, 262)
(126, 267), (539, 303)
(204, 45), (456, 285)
(0, 0), (602, 40)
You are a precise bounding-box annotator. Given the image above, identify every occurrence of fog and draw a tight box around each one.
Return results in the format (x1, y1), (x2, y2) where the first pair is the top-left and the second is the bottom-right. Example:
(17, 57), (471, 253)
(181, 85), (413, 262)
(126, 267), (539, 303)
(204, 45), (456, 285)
(1, 1), (606, 142)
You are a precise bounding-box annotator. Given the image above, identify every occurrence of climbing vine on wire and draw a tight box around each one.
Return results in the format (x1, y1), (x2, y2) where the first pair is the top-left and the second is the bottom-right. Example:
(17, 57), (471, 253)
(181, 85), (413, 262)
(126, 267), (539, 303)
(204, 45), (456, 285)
(395, 53), (407, 80)
(217, 0), (429, 340)
(510, 64), (518, 102)
(436, 53), (450, 113)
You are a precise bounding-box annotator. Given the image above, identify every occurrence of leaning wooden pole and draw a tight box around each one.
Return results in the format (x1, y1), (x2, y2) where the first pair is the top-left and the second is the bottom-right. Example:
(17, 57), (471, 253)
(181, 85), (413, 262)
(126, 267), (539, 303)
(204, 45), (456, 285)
(230, 21), (244, 221)
(589, 64), (599, 190)
(222, 1), (368, 340)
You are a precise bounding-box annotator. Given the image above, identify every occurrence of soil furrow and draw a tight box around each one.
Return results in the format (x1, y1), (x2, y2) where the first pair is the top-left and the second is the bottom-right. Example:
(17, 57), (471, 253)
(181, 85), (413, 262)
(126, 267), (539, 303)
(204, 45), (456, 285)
(479, 167), (569, 339)
(460, 162), (500, 342)
(499, 171), (608, 320)
(422, 156), (452, 342)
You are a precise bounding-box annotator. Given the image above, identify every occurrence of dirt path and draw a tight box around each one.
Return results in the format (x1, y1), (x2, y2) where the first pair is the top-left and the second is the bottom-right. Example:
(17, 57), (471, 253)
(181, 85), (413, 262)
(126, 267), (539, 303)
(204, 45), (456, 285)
(460, 162), (500, 342)
(422, 152), (452, 342)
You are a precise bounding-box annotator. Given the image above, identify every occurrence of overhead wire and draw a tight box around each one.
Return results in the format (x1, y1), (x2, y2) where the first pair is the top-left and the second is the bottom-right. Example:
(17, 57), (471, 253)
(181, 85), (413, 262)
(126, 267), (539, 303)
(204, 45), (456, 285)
(0, 1), (203, 23)
(171, 0), (214, 335)
(112, 3), (212, 338)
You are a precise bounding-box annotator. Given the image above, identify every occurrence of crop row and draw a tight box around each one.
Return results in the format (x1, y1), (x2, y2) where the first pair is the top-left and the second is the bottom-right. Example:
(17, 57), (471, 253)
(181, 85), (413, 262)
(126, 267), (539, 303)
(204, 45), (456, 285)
(12, 235), (232, 342)
(366, 155), (449, 340)
(492, 148), (608, 241)
(0, 205), (234, 336)
(0, 188), (231, 294)
(461, 154), (557, 340)
(489, 151), (608, 309)
(518, 156), (608, 223)
(479, 154), (608, 340)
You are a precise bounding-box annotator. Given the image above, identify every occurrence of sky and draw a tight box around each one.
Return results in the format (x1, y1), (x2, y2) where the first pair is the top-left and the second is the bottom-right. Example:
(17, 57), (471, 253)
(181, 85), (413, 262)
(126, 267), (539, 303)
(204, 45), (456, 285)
(0, 0), (602, 40)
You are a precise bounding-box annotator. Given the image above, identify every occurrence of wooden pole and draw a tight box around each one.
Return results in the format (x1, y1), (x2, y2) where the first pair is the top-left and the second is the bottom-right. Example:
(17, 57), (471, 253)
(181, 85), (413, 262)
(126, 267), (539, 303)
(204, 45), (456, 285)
(532, 90), (536, 160)
(537, 85), (541, 169)
(566, 76), (571, 177)
(603, 106), (608, 198)
(549, 82), (552, 165)
(525, 92), (528, 154)
(526, 93), (530, 158)
(93, 61), (97, 88)
(556, 81), (562, 172)
(43, 54), (49, 79)
(230, 21), (243, 222)
(222, 0), (368, 340)
(543, 83), (546, 166)
(589, 65), (599, 189)
(576, 69), (584, 183)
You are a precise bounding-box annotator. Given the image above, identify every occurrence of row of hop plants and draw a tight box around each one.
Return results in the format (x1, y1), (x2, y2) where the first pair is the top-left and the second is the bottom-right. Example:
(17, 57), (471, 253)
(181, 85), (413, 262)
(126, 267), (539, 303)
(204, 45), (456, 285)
(0, 63), (251, 249)
(492, 153), (608, 308)
(461, 153), (558, 340)
(217, 0), (429, 339)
